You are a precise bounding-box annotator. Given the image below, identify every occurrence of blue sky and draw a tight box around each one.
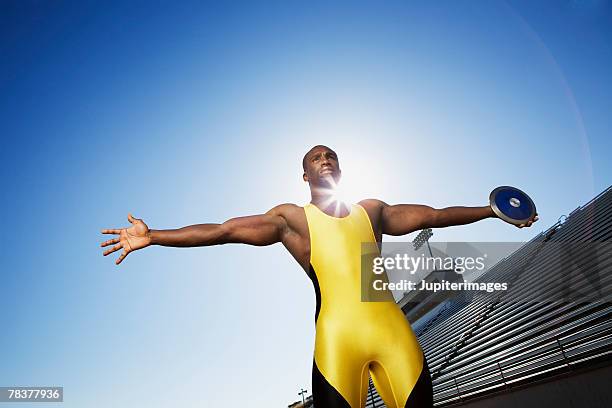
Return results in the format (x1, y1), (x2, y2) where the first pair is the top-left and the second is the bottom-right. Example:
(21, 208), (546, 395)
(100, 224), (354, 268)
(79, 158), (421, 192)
(1, 1), (611, 406)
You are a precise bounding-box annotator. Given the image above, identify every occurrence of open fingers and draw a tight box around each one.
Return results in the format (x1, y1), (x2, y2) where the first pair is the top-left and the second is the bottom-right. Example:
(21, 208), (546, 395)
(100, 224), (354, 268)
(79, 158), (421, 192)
(100, 238), (120, 248)
(103, 243), (122, 256)
(116, 249), (129, 265)
(101, 228), (122, 235)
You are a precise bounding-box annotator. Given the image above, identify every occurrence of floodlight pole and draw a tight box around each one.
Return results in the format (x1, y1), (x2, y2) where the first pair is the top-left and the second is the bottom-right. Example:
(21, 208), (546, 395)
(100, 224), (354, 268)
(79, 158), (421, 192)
(298, 388), (307, 406)
(426, 239), (434, 258)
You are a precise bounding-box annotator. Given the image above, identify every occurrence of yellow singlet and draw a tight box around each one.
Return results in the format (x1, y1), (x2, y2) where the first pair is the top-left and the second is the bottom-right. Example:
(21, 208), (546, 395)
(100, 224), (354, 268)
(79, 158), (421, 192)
(304, 203), (433, 408)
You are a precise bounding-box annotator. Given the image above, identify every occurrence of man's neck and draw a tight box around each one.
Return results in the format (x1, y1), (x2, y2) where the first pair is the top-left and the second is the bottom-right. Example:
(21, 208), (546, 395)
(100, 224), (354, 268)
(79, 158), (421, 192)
(310, 193), (350, 218)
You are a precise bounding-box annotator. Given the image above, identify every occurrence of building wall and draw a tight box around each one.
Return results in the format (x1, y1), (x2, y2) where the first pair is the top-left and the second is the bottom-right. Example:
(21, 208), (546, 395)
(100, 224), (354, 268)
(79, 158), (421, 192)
(449, 364), (612, 408)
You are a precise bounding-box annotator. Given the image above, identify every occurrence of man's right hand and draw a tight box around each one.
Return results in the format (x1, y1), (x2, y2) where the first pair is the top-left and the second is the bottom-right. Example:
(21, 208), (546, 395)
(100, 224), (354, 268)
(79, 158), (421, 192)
(101, 213), (151, 265)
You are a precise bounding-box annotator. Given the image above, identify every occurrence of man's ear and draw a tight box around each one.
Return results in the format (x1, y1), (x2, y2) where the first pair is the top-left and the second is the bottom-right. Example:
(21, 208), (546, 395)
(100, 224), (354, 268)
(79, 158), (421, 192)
(303, 172), (308, 182)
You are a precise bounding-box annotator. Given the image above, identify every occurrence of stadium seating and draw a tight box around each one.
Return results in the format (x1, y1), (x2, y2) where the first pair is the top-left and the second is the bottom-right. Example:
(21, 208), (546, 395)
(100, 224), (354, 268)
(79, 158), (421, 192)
(365, 187), (612, 407)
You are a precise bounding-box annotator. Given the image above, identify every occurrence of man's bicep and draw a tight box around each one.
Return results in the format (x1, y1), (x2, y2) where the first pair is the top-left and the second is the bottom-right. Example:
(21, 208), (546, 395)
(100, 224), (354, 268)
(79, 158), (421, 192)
(381, 203), (437, 236)
(221, 211), (287, 246)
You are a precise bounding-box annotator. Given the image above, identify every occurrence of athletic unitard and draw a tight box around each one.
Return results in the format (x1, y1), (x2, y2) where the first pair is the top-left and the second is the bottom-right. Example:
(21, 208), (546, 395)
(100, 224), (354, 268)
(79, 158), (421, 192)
(304, 203), (433, 408)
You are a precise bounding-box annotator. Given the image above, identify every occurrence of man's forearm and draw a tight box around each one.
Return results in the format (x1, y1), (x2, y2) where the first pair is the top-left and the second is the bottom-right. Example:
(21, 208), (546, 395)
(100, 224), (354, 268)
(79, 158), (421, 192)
(148, 224), (226, 247)
(433, 206), (496, 228)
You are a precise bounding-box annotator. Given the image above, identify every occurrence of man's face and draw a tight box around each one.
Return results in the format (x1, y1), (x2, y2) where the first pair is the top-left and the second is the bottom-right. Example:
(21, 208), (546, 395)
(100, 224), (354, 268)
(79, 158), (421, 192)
(303, 146), (341, 188)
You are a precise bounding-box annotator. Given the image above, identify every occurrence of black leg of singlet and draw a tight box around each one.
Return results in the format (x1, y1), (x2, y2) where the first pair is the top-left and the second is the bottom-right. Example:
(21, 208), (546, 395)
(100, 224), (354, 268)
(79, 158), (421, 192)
(404, 357), (434, 408)
(312, 359), (352, 408)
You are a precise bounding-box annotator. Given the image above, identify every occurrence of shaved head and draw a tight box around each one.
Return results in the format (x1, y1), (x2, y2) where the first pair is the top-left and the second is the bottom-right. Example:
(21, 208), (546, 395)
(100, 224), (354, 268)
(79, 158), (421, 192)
(302, 145), (337, 171)
(302, 145), (341, 188)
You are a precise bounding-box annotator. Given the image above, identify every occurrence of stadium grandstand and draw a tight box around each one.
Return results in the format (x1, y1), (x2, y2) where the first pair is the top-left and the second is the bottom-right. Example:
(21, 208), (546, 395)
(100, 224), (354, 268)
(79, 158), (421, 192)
(362, 186), (612, 407)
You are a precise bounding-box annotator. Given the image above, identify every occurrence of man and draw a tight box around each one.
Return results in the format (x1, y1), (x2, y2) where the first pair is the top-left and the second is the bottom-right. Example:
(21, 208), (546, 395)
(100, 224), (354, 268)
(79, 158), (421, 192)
(101, 145), (537, 407)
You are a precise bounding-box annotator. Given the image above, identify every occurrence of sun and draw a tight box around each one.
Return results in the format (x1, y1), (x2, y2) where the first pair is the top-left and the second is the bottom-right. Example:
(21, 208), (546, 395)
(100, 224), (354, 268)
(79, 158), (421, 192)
(329, 152), (388, 208)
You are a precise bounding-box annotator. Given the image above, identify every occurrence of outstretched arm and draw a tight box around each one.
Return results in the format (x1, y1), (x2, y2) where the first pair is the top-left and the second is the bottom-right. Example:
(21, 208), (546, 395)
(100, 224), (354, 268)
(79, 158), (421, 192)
(101, 206), (288, 265)
(149, 211), (287, 247)
(380, 202), (538, 236)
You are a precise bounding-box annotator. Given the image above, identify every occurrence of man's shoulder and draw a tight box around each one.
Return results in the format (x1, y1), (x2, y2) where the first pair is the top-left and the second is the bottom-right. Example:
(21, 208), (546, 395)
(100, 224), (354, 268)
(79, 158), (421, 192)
(358, 198), (385, 211)
(267, 203), (305, 221)
(267, 203), (308, 234)
(269, 203), (302, 213)
(357, 199), (386, 229)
